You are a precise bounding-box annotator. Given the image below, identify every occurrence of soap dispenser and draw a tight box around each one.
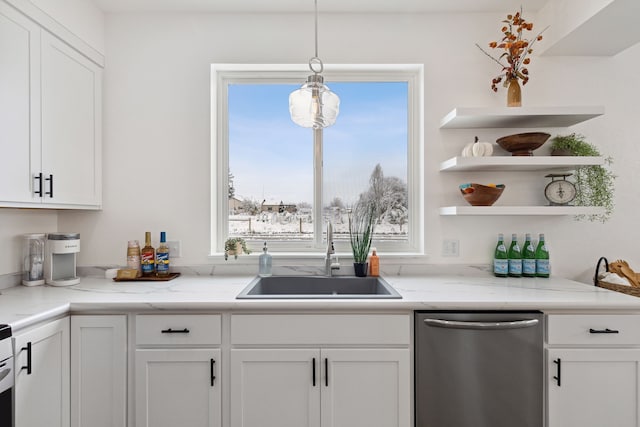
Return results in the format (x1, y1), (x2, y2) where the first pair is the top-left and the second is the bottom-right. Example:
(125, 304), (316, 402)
(258, 241), (272, 277)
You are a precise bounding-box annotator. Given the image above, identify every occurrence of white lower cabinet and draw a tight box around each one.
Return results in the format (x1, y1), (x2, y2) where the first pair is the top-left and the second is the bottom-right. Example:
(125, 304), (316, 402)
(13, 317), (70, 427)
(230, 314), (411, 427)
(230, 348), (409, 427)
(547, 348), (640, 427)
(231, 349), (320, 427)
(321, 348), (410, 427)
(547, 314), (640, 427)
(134, 314), (222, 427)
(136, 349), (222, 427)
(70, 315), (127, 427)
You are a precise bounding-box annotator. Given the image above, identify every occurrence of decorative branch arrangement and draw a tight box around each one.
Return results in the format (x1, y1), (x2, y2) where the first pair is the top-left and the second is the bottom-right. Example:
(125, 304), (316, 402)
(476, 9), (548, 92)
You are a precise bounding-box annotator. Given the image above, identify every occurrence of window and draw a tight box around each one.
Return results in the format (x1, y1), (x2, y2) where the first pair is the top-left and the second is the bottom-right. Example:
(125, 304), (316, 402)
(212, 64), (423, 255)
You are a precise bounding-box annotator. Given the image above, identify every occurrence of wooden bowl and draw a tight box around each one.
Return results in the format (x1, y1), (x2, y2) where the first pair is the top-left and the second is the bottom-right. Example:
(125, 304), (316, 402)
(459, 183), (505, 206)
(496, 132), (551, 156)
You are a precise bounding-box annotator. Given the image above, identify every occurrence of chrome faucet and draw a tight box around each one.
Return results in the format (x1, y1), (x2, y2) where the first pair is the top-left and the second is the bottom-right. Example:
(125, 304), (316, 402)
(325, 222), (340, 276)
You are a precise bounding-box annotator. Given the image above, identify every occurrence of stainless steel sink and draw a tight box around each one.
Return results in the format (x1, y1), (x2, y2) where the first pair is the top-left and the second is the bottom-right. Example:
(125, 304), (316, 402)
(236, 275), (402, 299)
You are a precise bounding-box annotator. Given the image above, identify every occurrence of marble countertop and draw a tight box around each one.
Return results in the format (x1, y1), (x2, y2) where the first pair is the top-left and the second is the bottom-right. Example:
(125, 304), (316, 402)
(2, 265), (639, 332)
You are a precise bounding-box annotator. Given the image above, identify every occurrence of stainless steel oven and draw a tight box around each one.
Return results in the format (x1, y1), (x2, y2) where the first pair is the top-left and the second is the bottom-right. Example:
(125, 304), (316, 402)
(0, 324), (13, 427)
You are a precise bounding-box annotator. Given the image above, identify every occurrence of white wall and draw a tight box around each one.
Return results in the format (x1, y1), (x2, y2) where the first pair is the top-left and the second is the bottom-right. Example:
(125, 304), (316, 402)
(29, 0), (105, 53)
(55, 11), (640, 283)
(0, 209), (57, 276)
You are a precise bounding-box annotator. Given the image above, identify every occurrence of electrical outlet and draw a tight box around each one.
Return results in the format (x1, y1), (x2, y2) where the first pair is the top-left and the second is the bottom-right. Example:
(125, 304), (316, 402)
(167, 240), (181, 258)
(442, 239), (459, 257)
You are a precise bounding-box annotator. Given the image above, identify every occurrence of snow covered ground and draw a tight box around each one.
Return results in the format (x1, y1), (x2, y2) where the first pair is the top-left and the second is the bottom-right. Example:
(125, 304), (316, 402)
(229, 212), (407, 240)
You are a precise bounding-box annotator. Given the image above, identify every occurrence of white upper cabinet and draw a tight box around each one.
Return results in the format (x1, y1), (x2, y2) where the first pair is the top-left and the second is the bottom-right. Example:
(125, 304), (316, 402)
(40, 31), (102, 207)
(0, 2), (40, 204)
(0, 0), (102, 209)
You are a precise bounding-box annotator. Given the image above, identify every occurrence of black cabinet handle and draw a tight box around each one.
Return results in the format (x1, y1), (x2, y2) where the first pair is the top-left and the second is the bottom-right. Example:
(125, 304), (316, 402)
(34, 173), (43, 197)
(324, 358), (328, 387)
(553, 358), (561, 386)
(210, 359), (216, 387)
(161, 328), (190, 334)
(45, 174), (53, 198)
(312, 358), (316, 386)
(589, 328), (619, 334)
(21, 342), (32, 375)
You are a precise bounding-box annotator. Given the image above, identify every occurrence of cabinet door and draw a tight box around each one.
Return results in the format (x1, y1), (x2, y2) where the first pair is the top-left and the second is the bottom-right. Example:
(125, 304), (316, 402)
(0, 2), (40, 204)
(321, 349), (410, 427)
(14, 317), (70, 427)
(41, 30), (102, 207)
(230, 349), (321, 427)
(136, 349), (221, 427)
(548, 348), (640, 427)
(71, 315), (127, 427)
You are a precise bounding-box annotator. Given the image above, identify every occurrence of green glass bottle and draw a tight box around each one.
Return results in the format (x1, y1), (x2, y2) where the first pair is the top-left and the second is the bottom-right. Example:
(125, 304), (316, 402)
(493, 233), (508, 277)
(507, 233), (522, 277)
(522, 233), (536, 277)
(535, 233), (550, 278)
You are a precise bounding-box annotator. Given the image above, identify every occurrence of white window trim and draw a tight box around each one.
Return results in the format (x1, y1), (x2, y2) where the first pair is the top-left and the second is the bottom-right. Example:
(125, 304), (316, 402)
(211, 63), (424, 257)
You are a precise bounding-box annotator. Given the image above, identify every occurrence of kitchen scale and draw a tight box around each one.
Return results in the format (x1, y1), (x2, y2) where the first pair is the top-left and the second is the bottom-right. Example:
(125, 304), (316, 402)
(544, 173), (577, 206)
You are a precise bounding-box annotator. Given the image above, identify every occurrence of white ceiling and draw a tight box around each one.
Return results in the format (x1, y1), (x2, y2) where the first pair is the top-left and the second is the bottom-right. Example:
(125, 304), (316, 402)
(91, 0), (549, 14)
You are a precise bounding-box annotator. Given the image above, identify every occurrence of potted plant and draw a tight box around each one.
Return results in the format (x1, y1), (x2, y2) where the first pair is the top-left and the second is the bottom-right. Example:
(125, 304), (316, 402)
(348, 205), (375, 277)
(224, 237), (251, 260)
(550, 133), (616, 222)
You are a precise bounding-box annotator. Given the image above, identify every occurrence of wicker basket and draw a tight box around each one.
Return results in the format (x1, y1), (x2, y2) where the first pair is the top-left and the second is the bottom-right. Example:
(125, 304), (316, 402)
(594, 257), (640, 298)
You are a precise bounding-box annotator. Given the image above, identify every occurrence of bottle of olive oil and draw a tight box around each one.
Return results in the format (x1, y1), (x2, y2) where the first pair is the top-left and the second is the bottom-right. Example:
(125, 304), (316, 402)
(156, 232), (170, 277)
(141, 232), (155, 277)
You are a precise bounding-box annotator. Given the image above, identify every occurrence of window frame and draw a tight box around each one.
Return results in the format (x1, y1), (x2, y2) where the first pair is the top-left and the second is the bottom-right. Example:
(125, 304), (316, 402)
(211, 63), (424, 256)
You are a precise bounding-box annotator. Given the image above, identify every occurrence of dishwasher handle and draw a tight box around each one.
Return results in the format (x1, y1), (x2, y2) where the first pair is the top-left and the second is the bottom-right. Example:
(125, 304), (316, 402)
(424, 318), (539, 330)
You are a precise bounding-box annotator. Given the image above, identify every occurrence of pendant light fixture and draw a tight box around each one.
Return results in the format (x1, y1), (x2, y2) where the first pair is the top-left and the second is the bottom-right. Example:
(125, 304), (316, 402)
(289, 0), (340, 129)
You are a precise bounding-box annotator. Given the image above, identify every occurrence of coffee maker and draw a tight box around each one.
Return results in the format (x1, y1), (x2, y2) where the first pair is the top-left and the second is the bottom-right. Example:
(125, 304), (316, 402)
(45, 233), (80, 286)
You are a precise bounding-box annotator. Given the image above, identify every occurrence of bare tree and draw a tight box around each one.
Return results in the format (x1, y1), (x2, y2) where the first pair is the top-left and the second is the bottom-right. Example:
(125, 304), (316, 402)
(240, 198), (260, 215)
(357, 164), (408, 225)
(329, 197), (345, 209)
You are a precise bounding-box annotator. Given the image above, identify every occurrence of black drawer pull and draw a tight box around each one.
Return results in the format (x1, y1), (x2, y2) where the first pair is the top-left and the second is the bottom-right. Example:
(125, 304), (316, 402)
(589, 328), (619, 334)
(21, 342), (32, 375)
(312, 358), (316, 386)
(324, 358), (328, 387)
(553, 358), (561, 386)
(34, 173), (43, 197)
(161, 328), (190, 334)
(45, 174), (53, 198)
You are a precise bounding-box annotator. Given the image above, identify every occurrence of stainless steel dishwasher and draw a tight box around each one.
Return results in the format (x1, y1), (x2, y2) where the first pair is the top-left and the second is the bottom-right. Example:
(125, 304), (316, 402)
(415, 311), (543, 427)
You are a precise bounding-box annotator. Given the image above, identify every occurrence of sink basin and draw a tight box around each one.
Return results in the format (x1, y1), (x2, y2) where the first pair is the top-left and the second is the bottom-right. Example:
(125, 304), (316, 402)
(236, 276), (402, 299)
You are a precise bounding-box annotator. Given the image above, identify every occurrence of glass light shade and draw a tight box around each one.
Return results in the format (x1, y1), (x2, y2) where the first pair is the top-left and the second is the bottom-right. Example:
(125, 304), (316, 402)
(289, 75), (340, 129)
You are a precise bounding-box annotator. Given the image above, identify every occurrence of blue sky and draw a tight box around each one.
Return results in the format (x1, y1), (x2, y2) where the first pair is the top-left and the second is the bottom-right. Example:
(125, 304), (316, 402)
(229, 81), (408, 206)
